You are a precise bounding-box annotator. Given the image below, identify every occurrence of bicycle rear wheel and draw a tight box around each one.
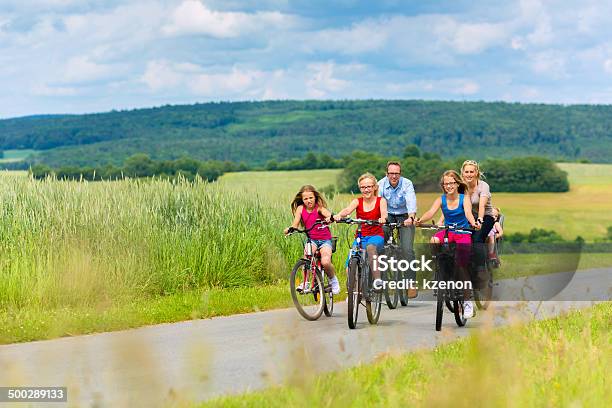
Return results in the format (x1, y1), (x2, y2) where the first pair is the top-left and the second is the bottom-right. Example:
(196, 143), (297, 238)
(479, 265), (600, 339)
(474, 288), (491, 310)
(399, 272), (408, 306)
(435, 294), (444, 331)
(453, 299), (467, 327)
(347, 258), (361, 329)
(383, 267), (399, 309)
(323, 273), (334, 317)
(290, 259), (324, 321)
(474, 266), (492, 310)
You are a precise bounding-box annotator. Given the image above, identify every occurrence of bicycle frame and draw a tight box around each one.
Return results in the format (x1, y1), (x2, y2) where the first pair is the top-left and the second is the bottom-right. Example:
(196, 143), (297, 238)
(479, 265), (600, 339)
(301, 235), (323, 295)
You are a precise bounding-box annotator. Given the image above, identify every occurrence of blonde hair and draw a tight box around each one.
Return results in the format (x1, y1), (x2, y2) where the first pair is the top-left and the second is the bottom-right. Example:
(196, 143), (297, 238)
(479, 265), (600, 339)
(358, 173), (379, 194)
(461, 159), (486, 181)
(440, 170), (467, 194)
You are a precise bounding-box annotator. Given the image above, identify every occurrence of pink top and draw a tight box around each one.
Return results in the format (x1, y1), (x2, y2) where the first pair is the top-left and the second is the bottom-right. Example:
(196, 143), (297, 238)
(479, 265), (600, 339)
(301, 205), (332, 240)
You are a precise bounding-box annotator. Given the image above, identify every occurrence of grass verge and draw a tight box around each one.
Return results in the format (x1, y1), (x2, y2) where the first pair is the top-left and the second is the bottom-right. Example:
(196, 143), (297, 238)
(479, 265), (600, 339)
(1, 254), (607, 344)
(202, 302), (611, 407)
(0, 285), (297, 344)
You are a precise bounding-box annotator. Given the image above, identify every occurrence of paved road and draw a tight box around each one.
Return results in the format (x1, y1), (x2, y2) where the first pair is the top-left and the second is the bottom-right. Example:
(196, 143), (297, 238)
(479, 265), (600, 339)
(0, 268), (609, 407)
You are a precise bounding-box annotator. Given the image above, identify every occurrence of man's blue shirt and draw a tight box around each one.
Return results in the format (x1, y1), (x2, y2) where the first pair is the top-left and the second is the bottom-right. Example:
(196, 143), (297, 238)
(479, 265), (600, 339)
(378, 176), (417, 215)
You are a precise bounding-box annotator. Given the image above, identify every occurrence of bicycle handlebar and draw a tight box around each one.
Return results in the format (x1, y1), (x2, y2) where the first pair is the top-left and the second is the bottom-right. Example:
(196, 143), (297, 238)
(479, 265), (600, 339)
(334, 218), (383, 226)
(415, 222), (474, 234)
(285, 219), (329, 236)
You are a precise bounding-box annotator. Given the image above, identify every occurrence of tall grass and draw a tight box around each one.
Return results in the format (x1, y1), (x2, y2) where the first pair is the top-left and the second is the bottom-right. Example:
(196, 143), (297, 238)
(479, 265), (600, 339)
(0, 175), (319, 311)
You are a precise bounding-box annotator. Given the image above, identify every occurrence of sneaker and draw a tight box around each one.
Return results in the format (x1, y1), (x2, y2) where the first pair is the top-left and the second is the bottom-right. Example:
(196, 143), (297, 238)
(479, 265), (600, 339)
(407, 288), (418, 299)
(463, 300), (474, 319)
(330, 277), (341, 295)
(296, 281), (310, 293)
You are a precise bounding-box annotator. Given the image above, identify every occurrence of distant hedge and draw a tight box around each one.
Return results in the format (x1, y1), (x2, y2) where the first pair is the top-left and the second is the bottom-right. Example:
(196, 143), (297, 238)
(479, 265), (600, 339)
(482, 156), (568, 192)
(30, 154), (248, 182)
(338, 146), (569, 193)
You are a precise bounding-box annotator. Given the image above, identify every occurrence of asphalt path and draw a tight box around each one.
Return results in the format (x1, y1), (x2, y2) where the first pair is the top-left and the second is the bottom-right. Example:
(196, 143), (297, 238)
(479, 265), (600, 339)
(0, 267), (609, 407)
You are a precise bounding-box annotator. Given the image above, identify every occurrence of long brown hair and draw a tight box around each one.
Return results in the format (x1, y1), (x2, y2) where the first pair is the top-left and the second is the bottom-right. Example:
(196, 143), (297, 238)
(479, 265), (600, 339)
(290, 185), (328, 215)
(440, 170), (468, 194)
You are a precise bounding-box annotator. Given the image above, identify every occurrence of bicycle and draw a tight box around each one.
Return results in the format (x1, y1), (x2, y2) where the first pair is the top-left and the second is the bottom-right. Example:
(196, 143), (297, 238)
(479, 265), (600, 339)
(336, 218), (384, 329)
(474, 213), (504, 310)
(416, 223), (474, 331)
(286, 220), (336, 321)
(382, 222), (403, 309)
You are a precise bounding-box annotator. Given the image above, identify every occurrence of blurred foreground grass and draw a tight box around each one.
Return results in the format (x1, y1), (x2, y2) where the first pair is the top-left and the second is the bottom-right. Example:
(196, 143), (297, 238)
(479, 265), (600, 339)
(203, 302), (611, 408)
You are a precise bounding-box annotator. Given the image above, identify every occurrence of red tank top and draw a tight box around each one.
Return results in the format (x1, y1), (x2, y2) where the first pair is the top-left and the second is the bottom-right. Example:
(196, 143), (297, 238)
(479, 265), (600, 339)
(356, 197), (384, 237)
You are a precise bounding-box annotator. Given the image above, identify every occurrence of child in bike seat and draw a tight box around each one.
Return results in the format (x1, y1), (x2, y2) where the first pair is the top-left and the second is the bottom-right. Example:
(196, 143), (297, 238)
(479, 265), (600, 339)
(487, 207), (504, 265)
(416, 170), (478, 318)
(284, 185), (340, 295)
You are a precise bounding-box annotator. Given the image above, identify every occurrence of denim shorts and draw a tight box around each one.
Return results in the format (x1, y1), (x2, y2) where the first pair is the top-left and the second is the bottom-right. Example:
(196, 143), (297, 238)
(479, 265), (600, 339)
(311, 239), (333, 249)
(345, 235), (384, 266)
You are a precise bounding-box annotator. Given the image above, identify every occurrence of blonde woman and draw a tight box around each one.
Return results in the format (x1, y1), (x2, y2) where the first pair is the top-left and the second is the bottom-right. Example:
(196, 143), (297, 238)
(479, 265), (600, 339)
(461, 160), (495, 280)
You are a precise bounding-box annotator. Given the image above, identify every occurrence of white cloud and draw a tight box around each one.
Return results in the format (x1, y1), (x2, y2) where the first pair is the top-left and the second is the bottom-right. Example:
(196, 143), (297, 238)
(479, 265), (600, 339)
(162, 0), (294, 38)
(306, 19), (388, 54)
(455, 80), (479, 95)
(306, 62), (350, 97)
(436, 19), (514, 55)
(604, 59), (612, 74)
(141, 60), (185, 91)
(531, 51), (568, 79)
(386, 78), (480, 96)
(510, 37), (525, 50)
(191, 67), (263, 95)
(31, 83), (78, 96)
(305, 13), (517, 66)
(62, 56), (123, 83)
(141, 60), (267, 96)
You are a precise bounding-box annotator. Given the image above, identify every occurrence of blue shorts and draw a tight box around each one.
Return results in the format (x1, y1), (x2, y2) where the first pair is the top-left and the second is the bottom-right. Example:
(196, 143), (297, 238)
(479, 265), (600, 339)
(311, 239), (333, 249)
(345, 235), (384, 266)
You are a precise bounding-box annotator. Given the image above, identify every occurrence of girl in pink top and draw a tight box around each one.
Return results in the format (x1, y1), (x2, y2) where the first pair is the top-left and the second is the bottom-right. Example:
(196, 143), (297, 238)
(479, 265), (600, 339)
(285, 185), (339, 294)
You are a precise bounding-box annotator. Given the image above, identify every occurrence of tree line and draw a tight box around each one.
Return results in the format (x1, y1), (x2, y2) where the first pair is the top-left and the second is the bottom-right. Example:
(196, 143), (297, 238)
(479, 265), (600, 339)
(2, 100), (612, 169)
(31, 154), (247, 182)
(337, 145), (569, 193)
(30, 147), (569, 194)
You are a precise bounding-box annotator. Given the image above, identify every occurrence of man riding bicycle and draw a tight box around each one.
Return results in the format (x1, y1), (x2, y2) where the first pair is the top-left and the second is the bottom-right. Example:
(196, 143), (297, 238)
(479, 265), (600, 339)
(378, 161), (418, 298)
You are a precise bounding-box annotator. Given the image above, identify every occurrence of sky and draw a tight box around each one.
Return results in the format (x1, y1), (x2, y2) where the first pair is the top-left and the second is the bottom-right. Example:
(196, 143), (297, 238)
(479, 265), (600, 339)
(1, 0), (611, 118)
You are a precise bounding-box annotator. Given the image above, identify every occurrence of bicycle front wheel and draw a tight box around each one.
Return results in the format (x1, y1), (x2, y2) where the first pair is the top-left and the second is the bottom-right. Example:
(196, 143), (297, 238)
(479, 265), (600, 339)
(366, 267), (382, 325)
(290, 259), (324, 321)
(347, 257), (361, 329)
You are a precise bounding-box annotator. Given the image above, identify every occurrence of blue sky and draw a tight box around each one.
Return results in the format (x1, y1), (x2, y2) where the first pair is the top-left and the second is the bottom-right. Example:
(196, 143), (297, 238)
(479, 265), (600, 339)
(1, 0), (611, 118)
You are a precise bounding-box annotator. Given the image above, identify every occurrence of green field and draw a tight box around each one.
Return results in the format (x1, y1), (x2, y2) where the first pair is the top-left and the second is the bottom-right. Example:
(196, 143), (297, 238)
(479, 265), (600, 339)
(221, 163), (612, 240)
(203, 303), (611, 407)
(0, 149), (37, 163)
(0, 164), (610, 344)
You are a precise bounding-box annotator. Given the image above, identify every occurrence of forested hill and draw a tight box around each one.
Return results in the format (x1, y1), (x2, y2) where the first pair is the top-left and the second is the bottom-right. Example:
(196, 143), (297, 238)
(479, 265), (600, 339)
(2, 100), (611, 167)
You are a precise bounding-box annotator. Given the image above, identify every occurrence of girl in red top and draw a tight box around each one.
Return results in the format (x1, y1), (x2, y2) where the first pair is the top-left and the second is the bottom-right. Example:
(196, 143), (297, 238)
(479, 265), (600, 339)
(333, 173), (388, 281)
(285, 185), (340, 295)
